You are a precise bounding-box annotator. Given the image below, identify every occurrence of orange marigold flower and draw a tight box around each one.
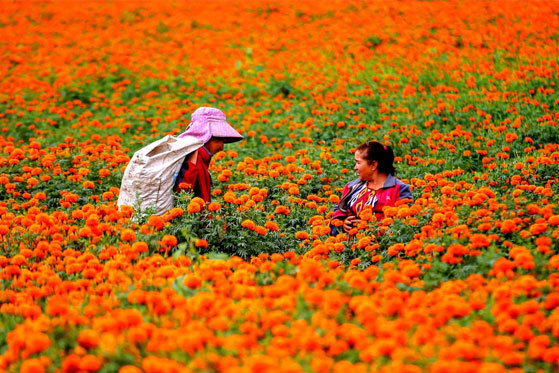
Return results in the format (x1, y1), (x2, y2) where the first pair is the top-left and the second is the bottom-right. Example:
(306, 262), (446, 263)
(26, 177), (39, 188)
(381, 217), (393, 226)
(288, 186), (299, 195)
(356, 236), (371, 249)
(241, 219), (256, 230)
(78, 227), (92, 237)
(11, 254), (26, 266)
(119, 366), (143, 373)
(26, 332), (51, 355)
(328, 194), (340, 203)
(387, 243), (404, 256)
(543, 347), (559, 364)
(265, 221), (279, 232)
(165, 207), (184, 220)
(102, 191), (114, 201)
(295, 231), (308, 240)
(191, 197), (205, 207)
(493, 257), (516, 274)
(477, 222), (492, 231)
(544, 292), (559, 310)
(360, 208), (374, 222)
(207, 202), (221, 211)
(139, 224), (150, 235)
(275, 206), (290, 215)
(132, 241), (149, 253)
(20, 359), (44, 373)
(500, 219), (517, 234)
(160, 234), (177, 247)
(148, 215), (165, 230)
(346, 272), (367, 290)
(470, 233), (490, 248)
(528, 335), (550, 359)
(62, 355), (81, 373)
(448, 243), (469, 257)
(536, 236), (552, 246)
(184, 274), (202, 289)
(401, 262), (421, 278)
(77, 329), (100, 349)
(254, 226), (268, 235)
(127, 327), (148, 344)
(331, 219), (343, 227)
(505, 133), (518, 142)
(195, 238), (208, 247)
(350, 258), (361, 266)
(187, 202), (202, 214)
(79, 355), (102, 372)
(529, 223), (547, 235)
(120, 229), (137, 242)
(85, 214), (99, 227)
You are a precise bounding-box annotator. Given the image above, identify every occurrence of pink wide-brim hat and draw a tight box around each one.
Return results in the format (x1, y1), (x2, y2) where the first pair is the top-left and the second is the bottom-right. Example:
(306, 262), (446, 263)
(178, 107), (243, 144)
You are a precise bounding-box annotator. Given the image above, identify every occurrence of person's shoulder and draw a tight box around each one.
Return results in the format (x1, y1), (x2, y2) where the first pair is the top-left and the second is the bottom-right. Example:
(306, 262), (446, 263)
(394, 177), (411, 188)
(346, 178), (361, 188)
(393, 177), (413, 200)
(340, 178), (362, 196)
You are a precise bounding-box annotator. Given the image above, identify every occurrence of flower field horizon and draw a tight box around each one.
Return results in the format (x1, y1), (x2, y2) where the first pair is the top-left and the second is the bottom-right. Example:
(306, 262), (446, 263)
(1, 1), (559, 372)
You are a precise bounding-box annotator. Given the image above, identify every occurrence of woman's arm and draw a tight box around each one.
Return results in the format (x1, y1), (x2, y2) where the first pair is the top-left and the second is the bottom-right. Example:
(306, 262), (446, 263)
(331, 183), (360, 235)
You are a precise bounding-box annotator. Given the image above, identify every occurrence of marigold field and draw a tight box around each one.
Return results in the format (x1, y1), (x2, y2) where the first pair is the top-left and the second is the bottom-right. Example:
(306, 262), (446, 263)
(1, 1), (559, 372)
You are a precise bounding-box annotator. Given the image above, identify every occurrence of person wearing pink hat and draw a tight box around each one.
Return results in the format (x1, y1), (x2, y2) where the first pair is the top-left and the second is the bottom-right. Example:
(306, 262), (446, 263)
(174, 107), (243, 202)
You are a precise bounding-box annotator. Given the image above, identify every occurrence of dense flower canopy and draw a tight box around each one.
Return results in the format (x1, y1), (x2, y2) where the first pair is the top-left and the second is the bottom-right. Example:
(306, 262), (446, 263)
(0, 1), (558, 372)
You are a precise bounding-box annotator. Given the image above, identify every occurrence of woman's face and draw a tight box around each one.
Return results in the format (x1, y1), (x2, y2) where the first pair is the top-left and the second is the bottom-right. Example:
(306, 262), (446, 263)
(205, 137), (225, 155)
(354, 150), (376, 181)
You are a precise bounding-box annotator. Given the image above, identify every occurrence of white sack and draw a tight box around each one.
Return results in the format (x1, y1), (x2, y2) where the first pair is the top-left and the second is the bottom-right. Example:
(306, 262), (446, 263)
(117, 135), (204, 216)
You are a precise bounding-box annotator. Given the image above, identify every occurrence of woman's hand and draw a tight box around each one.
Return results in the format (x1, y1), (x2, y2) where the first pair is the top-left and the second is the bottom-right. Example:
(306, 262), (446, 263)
(343, 216), (361, 233)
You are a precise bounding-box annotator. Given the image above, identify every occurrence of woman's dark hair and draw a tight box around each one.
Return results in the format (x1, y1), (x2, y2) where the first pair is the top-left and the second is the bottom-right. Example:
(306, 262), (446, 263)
(356, 141), (396, 175)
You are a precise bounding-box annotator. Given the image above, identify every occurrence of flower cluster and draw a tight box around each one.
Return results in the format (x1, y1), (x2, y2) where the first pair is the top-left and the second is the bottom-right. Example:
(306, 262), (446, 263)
(0, 0), (558, 371)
